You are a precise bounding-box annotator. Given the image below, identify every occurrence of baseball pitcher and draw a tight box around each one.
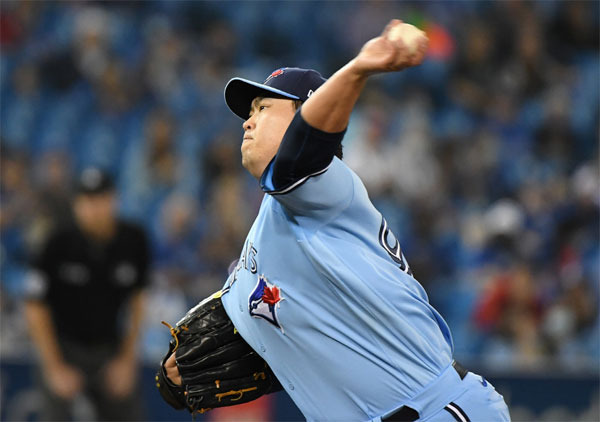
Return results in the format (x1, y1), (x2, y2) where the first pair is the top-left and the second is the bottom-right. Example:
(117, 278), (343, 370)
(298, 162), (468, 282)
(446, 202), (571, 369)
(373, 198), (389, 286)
(157, 19), (511, 422)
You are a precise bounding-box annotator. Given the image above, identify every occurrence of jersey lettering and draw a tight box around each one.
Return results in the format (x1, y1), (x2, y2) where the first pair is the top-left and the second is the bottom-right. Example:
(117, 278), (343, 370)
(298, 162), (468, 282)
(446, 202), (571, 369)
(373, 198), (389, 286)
(379, 217), (412, 275)
(239, 240), (258, 274)
(225, 241), (259, 291)
(246, 242), (258, 274)
(239, 246), (246, 272)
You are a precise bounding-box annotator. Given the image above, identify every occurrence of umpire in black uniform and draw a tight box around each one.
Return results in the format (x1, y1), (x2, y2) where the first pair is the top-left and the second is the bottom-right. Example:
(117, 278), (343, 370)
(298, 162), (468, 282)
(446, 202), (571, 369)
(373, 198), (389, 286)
(24, 167), (150, 421)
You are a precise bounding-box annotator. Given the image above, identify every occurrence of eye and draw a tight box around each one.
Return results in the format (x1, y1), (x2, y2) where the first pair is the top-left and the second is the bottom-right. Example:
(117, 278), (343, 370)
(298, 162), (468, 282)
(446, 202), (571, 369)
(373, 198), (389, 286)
(258, 105), (267, 112)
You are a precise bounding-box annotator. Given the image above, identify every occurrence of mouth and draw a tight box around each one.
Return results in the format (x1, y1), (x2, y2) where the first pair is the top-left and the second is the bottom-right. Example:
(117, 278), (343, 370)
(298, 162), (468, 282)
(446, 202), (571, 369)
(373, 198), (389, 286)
(242, 136), (253, 149)
(241, 136), (252, 153)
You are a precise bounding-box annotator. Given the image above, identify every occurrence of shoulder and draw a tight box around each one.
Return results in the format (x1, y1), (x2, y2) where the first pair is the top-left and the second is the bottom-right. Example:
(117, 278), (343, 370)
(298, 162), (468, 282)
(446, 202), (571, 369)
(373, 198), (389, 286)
(115, 220), (150, 246)
(299, 156), (358, 192)
(44, 225), (79, 248)
(33, 225), (80, 266)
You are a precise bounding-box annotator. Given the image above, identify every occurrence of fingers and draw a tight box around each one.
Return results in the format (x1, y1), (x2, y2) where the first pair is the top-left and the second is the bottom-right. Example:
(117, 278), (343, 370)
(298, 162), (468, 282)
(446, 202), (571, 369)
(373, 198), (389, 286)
(408, 37), (429, 66)
(165, 354), (182, 385)
(381, 19), (403, 38)
(165, 353), (177, 369)
(396, 31), (429, 68)
(416, 36), (430, 63)
(383, 20), (429, 68)
(166, 367), (182, 385)
(353, 19), (428, 75)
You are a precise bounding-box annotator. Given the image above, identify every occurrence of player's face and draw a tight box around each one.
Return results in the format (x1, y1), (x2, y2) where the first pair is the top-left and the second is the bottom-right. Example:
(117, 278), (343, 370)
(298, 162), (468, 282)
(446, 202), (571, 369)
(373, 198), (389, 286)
(241, 97), (296, 178)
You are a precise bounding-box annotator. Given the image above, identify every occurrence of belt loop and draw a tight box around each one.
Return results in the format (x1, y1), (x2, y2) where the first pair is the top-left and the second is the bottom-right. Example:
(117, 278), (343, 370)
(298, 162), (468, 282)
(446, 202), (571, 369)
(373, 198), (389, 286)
(451, 360), (468, 380)
(382, 406), (419, 421)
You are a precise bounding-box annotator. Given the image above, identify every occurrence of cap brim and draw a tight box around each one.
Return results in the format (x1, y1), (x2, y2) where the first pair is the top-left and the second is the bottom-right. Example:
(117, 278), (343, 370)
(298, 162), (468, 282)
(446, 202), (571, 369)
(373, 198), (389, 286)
(224, 77), (300, 120)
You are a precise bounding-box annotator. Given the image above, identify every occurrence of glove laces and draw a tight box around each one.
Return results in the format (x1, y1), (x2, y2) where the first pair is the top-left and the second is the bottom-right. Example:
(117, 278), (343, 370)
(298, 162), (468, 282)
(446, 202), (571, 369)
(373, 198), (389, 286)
(161, 321), (189, 352)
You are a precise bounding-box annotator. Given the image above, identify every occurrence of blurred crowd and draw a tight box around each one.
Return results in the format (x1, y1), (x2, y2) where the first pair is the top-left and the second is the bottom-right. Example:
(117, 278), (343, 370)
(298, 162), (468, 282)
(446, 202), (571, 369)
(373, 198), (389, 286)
(1, 1), (598, 369)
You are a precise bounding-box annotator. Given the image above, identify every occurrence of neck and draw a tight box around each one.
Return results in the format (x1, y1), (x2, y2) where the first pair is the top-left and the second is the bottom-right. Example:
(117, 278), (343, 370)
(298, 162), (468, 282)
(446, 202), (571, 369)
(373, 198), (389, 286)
(80, 219), (117, 242)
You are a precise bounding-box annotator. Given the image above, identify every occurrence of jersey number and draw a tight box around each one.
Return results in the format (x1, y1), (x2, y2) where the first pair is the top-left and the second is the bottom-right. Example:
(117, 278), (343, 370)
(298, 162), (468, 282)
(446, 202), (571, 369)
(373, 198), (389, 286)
(379, 217), (412, 276)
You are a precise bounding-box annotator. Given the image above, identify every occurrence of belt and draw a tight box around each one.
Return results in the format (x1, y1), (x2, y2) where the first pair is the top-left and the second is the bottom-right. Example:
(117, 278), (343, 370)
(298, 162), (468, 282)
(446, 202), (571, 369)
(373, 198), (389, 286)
(382, 361), (468, 422)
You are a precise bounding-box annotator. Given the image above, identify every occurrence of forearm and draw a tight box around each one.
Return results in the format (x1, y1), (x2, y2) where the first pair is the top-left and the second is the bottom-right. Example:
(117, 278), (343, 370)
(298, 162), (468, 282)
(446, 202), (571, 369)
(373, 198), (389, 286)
(119, 290), (146, 359)
(24, 301), (64, 368)
(300, 61), (367, 133)
(301, 20), (428, 133)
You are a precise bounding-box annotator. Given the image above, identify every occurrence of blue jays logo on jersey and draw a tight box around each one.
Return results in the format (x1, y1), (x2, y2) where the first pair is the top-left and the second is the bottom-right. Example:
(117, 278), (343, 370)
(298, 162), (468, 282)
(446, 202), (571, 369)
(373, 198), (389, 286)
(248, 275), (284, 332)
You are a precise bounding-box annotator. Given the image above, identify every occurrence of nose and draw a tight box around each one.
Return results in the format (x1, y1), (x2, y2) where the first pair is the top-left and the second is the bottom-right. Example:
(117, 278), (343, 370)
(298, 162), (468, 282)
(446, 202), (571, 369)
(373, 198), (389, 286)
(243, 115), (255, 131)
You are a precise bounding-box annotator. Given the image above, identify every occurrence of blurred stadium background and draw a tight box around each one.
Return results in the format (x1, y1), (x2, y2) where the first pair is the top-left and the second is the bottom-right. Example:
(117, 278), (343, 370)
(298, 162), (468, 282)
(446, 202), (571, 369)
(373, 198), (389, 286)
(0, 1), (598, 421)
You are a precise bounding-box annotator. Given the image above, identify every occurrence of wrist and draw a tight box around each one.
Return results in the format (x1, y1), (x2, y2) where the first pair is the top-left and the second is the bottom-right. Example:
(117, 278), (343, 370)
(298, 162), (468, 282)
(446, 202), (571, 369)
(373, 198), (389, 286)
(344, 59), (371, 81)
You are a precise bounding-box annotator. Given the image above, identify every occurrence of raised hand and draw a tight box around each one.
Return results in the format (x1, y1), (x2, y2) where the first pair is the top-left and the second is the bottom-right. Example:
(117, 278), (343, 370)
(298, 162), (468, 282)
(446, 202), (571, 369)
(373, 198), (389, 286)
(350, 19), (429, 77)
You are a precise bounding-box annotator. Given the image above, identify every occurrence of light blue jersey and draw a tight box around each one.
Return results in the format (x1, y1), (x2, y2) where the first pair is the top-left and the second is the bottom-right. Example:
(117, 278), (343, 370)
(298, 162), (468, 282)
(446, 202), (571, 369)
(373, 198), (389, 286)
(220, 66), (509, 422)
(221, 157), (459, 420)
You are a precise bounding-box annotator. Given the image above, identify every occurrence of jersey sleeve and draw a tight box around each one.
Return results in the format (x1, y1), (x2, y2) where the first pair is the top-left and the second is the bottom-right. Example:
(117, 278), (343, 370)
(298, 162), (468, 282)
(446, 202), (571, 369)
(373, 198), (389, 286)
(260, 110), (354, 218)
(24, 233), (57, 302)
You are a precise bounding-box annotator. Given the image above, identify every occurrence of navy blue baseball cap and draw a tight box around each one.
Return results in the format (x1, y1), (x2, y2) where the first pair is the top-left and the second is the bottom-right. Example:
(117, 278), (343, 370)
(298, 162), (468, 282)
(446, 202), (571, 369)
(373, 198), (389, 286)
(224, 67), (327, 119)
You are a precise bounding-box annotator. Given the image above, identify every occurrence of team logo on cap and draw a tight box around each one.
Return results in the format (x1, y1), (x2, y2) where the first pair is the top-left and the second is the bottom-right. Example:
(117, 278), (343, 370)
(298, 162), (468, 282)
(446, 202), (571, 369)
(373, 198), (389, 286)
(264, 68), (285, 84)
(248, 275), (284, 332)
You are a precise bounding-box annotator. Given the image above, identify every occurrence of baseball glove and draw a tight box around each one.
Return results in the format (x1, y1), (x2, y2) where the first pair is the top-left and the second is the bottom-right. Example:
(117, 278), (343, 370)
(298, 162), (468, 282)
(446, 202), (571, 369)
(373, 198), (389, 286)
(155, 291), (282, 414)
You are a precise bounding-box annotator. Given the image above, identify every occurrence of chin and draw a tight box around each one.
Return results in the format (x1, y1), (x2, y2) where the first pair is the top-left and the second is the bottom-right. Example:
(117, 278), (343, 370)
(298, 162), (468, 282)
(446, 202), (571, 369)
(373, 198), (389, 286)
(246, 162), (264, 179)
(241, 155), (251, 172)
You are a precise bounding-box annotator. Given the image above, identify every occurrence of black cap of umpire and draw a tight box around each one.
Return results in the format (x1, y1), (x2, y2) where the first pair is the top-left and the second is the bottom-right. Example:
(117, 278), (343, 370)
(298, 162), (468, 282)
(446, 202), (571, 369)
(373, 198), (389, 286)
(75, 167), (115, 195)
